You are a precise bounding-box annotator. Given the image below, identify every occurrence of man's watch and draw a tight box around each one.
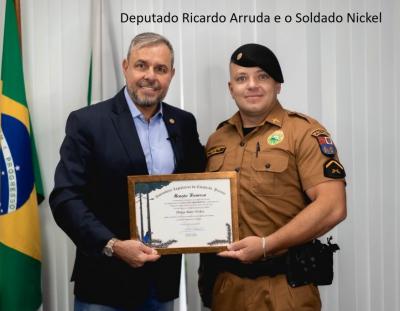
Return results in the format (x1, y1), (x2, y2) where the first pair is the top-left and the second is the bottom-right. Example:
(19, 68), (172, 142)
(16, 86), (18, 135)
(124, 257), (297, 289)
(103, 238), (118, 257)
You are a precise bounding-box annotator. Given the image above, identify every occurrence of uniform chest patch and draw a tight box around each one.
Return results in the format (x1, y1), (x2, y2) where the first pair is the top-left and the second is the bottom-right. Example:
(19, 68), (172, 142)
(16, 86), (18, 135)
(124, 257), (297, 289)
(324, 159), (346, 179)
(316, 136), (337, 157)
(207, 145), (226, 158)
(267, 130), (284, 145)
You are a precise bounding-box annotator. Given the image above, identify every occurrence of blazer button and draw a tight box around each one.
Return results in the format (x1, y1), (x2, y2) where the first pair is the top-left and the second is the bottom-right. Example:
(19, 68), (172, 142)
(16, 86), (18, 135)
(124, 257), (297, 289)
(240, 141), (245, 147)
(235, 167), (240, 172)
(265, 163), (271, 169)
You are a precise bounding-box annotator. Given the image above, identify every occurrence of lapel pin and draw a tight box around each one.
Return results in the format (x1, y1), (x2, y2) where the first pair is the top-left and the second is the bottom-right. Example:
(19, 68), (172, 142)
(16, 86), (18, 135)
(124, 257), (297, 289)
(169, 118), (176, 124)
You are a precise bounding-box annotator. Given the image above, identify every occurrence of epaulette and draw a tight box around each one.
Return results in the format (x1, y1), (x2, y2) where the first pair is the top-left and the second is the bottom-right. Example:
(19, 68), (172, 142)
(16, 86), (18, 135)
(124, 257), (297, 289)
(216, 120), (229, 130)
(287, 110), (313, 123)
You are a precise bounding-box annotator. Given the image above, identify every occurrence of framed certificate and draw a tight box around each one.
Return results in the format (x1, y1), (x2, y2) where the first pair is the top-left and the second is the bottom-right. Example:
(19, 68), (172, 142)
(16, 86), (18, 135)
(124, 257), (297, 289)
(127, 171), (239, 254)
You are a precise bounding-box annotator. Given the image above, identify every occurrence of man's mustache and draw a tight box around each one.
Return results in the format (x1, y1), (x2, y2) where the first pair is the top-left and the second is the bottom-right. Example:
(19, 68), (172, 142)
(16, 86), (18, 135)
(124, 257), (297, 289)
(137, 79), (161, 90)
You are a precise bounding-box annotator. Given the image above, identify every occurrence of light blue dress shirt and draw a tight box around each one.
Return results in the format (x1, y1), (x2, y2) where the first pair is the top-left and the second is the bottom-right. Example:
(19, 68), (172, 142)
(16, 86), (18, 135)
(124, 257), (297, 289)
(124, 88), (175, 175)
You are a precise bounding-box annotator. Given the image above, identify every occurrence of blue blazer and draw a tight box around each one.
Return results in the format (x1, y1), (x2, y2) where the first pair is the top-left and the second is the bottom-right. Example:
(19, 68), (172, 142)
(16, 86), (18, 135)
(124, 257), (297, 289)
(50, 89), (206, 309)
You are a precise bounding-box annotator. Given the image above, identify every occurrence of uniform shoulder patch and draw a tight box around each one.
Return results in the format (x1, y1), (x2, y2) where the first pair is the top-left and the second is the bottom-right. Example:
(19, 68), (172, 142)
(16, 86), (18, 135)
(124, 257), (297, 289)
(207, 145), (226, 158)
(311, 128), (336, 157)
(316, 136), (337, 157)
(324, 159), (346, 179)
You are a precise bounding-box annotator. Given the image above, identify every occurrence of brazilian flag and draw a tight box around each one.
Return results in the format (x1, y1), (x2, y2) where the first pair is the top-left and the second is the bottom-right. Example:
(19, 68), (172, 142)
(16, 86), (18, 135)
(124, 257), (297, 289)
(0, 0), (44, 310)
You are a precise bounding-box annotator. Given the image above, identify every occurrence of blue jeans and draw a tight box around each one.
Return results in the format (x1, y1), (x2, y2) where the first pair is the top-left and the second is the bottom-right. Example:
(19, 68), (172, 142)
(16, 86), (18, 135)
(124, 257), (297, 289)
(74, 297), (174, 311)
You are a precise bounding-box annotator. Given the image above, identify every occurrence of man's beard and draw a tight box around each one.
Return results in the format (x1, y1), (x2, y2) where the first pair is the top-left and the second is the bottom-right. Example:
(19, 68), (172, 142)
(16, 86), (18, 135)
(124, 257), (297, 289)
(127, 79), (166, 107)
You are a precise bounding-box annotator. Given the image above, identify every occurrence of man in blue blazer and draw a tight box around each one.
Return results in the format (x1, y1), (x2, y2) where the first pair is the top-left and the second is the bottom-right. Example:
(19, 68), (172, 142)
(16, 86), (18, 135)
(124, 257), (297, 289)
(50, 32), (206, 311)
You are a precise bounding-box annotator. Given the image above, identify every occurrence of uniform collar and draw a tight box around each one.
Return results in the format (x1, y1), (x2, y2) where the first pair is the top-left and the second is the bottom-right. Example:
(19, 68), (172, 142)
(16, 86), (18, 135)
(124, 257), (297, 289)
(263, 101), (285, 128)
(228, 101), (286, 130)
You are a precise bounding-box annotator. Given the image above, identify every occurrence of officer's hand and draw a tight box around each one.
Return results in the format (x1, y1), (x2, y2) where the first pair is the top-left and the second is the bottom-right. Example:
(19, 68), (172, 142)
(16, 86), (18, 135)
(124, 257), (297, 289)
(217, 236), (263, 263)
(112, 239), (160, 268)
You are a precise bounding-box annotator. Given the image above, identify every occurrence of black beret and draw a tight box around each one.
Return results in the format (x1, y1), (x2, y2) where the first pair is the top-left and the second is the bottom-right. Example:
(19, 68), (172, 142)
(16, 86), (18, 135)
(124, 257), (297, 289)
(230, 43), (284, 83)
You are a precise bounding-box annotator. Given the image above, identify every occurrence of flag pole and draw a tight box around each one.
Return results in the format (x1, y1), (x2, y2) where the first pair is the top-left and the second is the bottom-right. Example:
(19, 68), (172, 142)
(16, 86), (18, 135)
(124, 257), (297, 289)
(13, 0), (22, 49)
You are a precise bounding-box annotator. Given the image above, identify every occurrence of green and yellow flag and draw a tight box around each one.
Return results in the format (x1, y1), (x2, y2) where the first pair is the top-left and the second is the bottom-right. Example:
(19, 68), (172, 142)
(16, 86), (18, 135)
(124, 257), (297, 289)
(0, 0), (44, 310)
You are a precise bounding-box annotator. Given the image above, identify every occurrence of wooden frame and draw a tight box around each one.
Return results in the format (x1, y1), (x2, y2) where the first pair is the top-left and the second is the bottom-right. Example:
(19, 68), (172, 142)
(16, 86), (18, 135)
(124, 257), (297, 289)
(128, 171), (239, 254)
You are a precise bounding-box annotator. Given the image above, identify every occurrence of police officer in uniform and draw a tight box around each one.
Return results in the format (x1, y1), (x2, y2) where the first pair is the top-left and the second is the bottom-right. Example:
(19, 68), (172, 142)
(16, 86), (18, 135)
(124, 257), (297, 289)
(198, 43), (347, 311)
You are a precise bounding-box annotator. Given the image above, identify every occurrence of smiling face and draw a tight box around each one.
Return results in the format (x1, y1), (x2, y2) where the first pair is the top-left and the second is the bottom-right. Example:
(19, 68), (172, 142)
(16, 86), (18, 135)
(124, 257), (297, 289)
(122, 43), (175, 109)
(228, 63), (281, 124)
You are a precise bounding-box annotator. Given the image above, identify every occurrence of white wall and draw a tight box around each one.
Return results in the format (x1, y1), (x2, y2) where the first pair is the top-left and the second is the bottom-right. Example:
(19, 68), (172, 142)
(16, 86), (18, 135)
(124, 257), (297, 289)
(10, 0), (400, 310)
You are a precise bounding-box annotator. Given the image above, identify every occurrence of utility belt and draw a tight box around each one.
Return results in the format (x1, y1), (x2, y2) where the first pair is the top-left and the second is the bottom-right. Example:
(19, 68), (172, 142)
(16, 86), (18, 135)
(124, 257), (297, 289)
(216, 237), (340, 287)
(198, 237), (339, 308)
(219, 253), (287, 279)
